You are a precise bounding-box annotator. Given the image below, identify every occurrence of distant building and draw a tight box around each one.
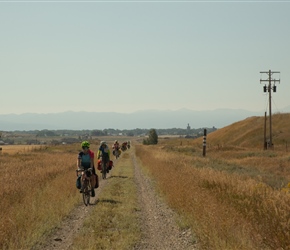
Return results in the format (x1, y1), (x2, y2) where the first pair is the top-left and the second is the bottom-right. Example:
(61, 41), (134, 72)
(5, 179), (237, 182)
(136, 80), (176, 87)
(186, 123), (191, 135)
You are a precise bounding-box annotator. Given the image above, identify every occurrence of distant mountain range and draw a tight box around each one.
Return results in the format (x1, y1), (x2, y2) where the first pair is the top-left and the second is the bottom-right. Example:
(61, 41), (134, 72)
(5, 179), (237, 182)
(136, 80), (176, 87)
(0, 107), (290, 131)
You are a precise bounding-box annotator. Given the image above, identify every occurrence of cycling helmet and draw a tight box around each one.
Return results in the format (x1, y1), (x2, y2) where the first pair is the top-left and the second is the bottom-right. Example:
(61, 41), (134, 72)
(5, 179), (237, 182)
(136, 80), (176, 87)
(81, 141), (90, 148)
(100, 141), (106, 146)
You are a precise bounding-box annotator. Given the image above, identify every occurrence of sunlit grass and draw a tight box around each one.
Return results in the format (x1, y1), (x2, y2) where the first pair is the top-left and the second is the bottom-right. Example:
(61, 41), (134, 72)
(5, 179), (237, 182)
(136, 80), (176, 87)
(135, 143), (290, 249)
(0, 144), (83, 249)
(2, 125), (290, 250)
(0, 142), (142, 250)
(0, 145), (45, 154)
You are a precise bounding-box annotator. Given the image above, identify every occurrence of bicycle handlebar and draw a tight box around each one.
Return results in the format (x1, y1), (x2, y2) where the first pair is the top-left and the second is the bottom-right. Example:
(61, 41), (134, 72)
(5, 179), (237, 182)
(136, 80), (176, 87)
(76, 168), (93, 177)
(76, 168), (93, 172)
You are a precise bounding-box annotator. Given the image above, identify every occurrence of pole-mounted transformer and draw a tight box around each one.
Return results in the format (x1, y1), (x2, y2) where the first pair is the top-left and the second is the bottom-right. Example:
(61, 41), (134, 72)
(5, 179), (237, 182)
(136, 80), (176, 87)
(260, 70), (280, 149)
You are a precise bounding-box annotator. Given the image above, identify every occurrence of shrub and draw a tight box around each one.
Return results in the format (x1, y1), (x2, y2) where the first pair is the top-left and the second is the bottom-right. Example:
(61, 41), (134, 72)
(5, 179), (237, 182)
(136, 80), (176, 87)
(143, 129), (158, 145)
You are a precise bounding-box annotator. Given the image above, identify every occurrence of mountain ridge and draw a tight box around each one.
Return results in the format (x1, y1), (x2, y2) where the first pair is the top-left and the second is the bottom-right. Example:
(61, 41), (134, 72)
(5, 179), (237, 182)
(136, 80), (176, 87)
(0, 108), (289, 131)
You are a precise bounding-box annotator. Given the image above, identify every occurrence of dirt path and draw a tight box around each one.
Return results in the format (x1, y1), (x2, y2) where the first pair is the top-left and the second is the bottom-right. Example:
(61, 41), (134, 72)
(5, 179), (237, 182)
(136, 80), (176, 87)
(32, 173), (108, 250)
(132, 154), (197, 250)
(33, 151), (198, 250)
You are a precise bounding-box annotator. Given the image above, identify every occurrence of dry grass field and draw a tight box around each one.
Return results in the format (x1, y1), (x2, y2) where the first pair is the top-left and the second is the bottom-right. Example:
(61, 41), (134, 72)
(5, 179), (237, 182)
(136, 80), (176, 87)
(1, 113), (290, 249)
(135, 113), (290, 249)
(0, 139), (140, 250)
(0, 141), (110, 250)
(0, 145), (45, 155)
(0, 143), (80, 249)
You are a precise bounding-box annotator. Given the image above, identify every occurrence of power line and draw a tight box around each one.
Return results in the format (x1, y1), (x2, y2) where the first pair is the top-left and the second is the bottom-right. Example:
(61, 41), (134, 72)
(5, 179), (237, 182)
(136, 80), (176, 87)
(260, 70), (280, 149)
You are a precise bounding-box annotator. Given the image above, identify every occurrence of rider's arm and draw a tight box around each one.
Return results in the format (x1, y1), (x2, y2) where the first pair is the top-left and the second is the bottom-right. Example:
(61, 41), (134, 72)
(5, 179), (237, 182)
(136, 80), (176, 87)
(77, 159), (81, 168)
(77, 153), (82, 169)
(90, 158), (94, 169)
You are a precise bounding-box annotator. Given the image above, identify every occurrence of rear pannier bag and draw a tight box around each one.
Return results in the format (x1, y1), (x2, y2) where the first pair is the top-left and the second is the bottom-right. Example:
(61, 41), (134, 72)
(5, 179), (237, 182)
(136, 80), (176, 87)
(97, 159), (102, 170)
(76, 175), (81, 189)
(108, 160), (113, 170)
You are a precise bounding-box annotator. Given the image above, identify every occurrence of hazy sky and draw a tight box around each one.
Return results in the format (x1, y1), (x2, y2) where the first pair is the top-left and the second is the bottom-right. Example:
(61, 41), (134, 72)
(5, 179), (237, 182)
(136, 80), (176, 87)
(1, 0), (289, 115)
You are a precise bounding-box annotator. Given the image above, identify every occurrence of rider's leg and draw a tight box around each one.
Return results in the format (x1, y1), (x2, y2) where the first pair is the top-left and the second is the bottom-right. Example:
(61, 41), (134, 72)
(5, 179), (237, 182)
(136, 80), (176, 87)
(90, 175), (96, 197)
(80, 172), (85, 193)
(104, 156), (109, 173)
(90, 175), (96, 189)
(106, 160), (109, 173)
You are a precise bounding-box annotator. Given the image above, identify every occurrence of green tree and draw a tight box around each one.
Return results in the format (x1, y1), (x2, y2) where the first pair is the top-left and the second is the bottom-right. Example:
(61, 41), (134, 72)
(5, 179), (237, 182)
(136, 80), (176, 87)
(143, 128), (158, 145)
(149, 129), (158, 144)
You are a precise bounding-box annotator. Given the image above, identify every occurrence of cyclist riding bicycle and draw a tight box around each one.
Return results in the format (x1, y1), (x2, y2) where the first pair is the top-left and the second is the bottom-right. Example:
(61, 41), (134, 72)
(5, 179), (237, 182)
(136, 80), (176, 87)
(97, 141), (111, 173)
(113, 140), (120, 150)
(112, 140), (120, 157)
(77, 141), (97, 197)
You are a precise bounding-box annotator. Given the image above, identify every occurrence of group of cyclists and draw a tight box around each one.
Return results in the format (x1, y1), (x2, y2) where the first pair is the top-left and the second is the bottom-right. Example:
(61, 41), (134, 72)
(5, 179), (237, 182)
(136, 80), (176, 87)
(77, 140), (111, 197)
(111, 140), (131, 158)
(76, 139), (131, 198)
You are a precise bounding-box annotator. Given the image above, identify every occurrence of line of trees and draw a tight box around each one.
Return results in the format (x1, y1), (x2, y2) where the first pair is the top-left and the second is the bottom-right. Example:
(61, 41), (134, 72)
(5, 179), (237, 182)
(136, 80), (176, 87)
(1, 126), (217, 145)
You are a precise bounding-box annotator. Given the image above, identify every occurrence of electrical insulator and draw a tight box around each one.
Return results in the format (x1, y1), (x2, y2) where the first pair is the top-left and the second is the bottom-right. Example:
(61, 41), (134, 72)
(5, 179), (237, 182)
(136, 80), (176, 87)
(263, 85), (267, 92)
(273, 86), (277, 92)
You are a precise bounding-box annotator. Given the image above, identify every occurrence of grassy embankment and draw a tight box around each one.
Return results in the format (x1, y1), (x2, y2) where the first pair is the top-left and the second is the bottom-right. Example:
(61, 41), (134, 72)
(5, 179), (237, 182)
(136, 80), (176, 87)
(135, 113), (290, 249)
(0, 143), (141, 249)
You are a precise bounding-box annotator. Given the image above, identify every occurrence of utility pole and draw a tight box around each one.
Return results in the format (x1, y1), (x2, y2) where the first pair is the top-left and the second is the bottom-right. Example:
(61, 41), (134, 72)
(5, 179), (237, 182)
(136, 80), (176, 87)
(260, 70), (280, 149)
(202, 129), (207, 157)
(263, 112), (267, 150)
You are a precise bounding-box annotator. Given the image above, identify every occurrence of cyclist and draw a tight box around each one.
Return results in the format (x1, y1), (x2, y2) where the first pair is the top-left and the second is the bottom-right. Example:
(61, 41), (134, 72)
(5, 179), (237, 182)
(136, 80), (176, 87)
(97, 141), (111, 173)
(121, 141), (127, 151)
(112, 140), (120, 157)
(113, 140), (120, 150)
(77, 141), (96, 197)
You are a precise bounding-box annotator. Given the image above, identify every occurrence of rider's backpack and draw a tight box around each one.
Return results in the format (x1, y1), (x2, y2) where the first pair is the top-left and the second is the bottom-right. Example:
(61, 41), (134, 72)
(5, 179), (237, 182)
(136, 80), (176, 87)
(76, 175), (81, 189)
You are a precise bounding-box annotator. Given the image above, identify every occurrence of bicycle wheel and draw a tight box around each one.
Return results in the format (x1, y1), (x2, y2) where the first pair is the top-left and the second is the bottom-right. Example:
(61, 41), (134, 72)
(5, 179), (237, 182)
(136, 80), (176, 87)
(82, 180), (90, 206)
(102, 161), (106, 179)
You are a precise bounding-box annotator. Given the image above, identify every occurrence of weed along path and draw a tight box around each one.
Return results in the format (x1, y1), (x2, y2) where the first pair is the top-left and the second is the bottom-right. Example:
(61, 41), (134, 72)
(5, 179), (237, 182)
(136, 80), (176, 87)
(33, 148), (197, 250)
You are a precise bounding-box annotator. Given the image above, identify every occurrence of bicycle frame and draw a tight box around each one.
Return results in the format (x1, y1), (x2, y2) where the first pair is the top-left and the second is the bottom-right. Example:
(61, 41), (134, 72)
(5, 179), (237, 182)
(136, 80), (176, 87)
(76, 168), (93, 206)
(114, 148), (119, 159)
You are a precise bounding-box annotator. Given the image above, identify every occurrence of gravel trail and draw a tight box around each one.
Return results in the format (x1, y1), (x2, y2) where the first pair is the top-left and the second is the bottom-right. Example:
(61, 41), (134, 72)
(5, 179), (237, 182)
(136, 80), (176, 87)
(132, 153), (197, 250)
(32, 150), (198, 250)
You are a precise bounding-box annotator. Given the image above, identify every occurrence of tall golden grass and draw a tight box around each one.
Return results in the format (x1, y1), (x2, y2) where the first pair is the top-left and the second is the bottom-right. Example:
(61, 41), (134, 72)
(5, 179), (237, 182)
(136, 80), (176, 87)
(2, 113), (290, 249)
(199, 113), (290, 150)
(135, 113), (290, 250)
(0, 143), (89, 249)
(0, 142), (142, 250)
(0, 145), (45, 155)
